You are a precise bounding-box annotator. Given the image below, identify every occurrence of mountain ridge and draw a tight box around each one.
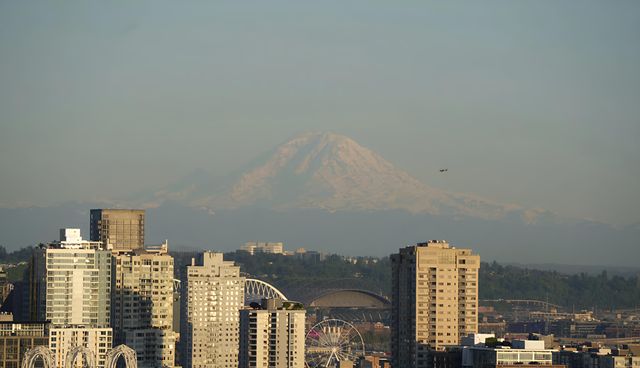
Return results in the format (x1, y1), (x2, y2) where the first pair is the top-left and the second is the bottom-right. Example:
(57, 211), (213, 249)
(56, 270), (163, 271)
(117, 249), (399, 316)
(150, 131), (554, 224)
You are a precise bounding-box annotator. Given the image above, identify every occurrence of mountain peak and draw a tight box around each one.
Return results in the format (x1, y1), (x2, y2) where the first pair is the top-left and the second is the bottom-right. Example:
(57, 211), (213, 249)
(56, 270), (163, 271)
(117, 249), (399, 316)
(156, 132), (548, 223)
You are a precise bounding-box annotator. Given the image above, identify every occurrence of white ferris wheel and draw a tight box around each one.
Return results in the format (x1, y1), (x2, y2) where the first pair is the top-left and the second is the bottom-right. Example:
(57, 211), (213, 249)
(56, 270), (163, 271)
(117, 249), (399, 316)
(305, 319), (365, 368)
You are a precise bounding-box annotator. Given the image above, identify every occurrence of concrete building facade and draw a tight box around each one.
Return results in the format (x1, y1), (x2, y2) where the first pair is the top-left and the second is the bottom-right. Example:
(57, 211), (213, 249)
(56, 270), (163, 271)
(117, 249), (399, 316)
(239, 298), (306, 368)
(90, 209), (145, 252)
(112, 242), (176, 368)
(49, 327), (113, 367)
(391, 240), (480, 368)
(180, 252), (245, 368)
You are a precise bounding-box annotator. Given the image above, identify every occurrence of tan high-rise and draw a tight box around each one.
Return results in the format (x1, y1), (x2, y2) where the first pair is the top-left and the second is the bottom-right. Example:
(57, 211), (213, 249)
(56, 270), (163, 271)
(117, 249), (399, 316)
(391, 240), (480, 368)
(239, 298), (306, 368)
(112, 242), (176, 368)
(90, 209), (145, 252)
(180, 252), (245, 368)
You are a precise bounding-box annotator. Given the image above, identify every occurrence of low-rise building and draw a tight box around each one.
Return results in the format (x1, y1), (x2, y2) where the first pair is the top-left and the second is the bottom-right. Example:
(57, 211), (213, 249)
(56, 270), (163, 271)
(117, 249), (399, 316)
(462, 339), (564, 368)
(49, 327), (112, 368)
(554, 347), (640, 368)
(0, 320), (49, 368)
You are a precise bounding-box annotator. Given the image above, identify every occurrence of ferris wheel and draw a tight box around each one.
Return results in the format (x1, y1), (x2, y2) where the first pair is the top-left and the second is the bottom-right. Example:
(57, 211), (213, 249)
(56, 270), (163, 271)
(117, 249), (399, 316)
(305, 319), (365, 368)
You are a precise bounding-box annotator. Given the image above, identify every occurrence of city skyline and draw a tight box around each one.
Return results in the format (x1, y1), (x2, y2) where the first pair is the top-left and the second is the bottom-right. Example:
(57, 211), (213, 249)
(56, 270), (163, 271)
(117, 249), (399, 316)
(1, 2), (639, 366)
(1, 208), (639, 367)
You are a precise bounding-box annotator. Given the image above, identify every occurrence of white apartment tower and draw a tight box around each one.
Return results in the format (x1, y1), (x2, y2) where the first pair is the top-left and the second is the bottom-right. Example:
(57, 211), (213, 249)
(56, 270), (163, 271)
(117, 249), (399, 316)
(39, 228), (113, 367)
(181, 252), (245, 368)
(239, 298), (306, 368)
(391, 240), (480, 368)
(112, 241), (176, 368)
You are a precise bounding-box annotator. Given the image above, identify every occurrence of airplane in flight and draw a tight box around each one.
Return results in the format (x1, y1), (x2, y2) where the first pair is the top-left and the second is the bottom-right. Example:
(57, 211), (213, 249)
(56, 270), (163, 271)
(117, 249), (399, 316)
(439, 168), (448, 173)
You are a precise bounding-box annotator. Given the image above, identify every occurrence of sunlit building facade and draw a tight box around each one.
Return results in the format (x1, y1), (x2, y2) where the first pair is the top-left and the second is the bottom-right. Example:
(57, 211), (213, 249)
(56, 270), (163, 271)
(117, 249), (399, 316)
(391, 240), (480, 368)
(180, 252), (245, 368)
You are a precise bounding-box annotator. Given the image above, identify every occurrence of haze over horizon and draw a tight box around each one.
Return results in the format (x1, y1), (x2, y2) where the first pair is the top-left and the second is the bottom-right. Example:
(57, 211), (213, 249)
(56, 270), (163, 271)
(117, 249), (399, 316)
(1, 1), (639, 228)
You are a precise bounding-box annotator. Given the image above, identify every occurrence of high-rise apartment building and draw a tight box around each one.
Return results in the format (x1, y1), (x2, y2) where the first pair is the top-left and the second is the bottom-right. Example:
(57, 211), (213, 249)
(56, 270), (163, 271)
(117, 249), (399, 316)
(239, 298), (306, 368)
(31, 228), (113, 367)
(90, 209), (145, 252)
(112, 241), (176, 368)
(391, 240), (480, 368)
(180, 252), (245, 368)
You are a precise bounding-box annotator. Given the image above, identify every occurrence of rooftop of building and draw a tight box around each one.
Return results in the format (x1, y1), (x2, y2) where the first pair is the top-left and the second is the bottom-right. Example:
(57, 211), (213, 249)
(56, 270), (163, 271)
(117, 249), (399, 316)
(247, 298), (305, 311)
(45, 228), (104, 250)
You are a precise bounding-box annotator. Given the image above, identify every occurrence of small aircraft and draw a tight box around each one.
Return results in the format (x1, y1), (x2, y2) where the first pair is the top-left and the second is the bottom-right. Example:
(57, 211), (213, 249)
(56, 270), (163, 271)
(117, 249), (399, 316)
(439, 168), (448, 173)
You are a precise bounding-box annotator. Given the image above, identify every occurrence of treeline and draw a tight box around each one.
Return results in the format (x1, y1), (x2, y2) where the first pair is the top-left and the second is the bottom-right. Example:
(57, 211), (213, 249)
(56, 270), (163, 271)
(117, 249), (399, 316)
(172, 251), (392, 297)
(175, 251), (640, 309)
(479, 261), (640, 309)
(3, 245), (639, 309)
(0, 245), (34, 264)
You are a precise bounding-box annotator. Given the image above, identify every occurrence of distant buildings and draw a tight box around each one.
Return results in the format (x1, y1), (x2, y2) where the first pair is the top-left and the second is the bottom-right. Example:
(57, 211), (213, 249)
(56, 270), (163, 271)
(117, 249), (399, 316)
(239, 298), (306, 368)
(293, 248), (326, 262)
(391, 240), (480, 368)
(555, 345), (640, 368)
(240, 242), (285, 255)
(90, 208), (145, 253)
(180, 252), (245, 368)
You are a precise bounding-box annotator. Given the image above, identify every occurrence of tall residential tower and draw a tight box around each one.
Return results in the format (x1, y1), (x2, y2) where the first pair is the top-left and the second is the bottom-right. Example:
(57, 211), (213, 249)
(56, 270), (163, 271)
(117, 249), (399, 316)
(33, 228), (113, 367)
(180, 252), (245, 368)
(391, 240), (480, 368)
(111, 242), (176, 368)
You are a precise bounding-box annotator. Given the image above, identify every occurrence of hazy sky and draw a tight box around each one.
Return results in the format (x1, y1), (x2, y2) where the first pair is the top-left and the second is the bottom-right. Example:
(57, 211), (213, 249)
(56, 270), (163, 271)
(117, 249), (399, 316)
(1, 1), (639, 225)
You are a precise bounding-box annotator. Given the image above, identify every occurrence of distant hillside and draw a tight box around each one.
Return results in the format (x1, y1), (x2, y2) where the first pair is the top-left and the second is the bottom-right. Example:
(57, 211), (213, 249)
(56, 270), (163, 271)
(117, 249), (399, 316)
(3, 246), (639, 309)
(172, 251), (640, 310)
(480, 262), (640, 309)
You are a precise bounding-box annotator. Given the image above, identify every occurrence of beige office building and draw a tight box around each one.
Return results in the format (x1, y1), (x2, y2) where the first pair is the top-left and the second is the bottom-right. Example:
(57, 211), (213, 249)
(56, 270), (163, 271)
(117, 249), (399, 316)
(181, 252), (245, 368)
(112, 242), (176, 368)
(90, 209), (145, 252)
(391, 240), (480, 368)
(239, 299), (306, 368)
